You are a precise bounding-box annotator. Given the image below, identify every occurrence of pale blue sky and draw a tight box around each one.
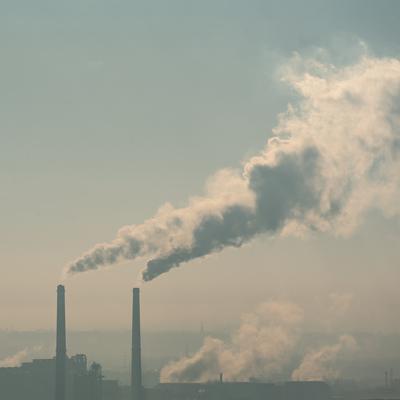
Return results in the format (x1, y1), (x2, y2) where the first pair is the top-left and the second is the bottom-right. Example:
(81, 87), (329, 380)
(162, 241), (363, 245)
(1, 0), (400, 330)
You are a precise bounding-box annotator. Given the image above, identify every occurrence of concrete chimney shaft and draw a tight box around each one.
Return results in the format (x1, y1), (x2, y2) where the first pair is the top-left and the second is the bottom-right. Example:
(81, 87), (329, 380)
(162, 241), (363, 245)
(131, 288), (143, 400)
(55, 285), (66, 400)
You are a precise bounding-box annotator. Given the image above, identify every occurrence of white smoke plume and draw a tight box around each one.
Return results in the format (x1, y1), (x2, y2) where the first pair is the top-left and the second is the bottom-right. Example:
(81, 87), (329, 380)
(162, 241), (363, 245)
(0, 346), (42, 368)
(160, 301), (304, 383)
(0, 349), (29, 368)
(65, 53), (400, 281)
(291, 335), (358, 381)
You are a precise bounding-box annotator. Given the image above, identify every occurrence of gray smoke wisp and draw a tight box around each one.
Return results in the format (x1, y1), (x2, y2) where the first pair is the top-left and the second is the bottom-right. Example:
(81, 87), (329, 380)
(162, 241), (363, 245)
(160, 301), (304, 382)
(65, 54), (400, 281)
(291, 335), (358, 381)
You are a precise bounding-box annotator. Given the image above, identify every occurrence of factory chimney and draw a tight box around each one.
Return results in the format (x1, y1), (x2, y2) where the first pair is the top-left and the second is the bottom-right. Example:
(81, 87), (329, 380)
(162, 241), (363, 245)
(55, 285), (67, 400)
(131, 288), (143, 400)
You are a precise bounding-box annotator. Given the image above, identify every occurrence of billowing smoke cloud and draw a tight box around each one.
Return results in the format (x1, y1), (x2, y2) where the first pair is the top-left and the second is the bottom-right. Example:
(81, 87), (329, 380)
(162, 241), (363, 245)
(160, 301), (358, 383)
(65, 54), (400, 281)
(0, 346), (42, 368)
(0, 349), (29, 368)
(160, 301), (304, 382)
(291, 335), (357, 381)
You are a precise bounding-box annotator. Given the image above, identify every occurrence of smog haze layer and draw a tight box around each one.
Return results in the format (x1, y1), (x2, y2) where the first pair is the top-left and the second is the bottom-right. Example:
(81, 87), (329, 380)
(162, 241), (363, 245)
(1, 0), (400, 349)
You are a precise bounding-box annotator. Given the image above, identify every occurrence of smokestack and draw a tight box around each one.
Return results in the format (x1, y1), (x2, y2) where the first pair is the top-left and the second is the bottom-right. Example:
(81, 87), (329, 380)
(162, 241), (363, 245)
(390, 368), (393, 388)
(385, 371), (389, 388)
(131, 288), (143, 400)
(55, 285), (67, 400)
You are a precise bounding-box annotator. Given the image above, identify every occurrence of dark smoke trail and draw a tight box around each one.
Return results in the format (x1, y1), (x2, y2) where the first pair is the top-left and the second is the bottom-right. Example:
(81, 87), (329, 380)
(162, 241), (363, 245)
(65, 54), (400, 281)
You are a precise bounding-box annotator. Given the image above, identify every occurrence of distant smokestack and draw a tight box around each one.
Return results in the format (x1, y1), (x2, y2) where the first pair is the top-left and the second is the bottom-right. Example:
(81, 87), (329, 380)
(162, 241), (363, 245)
(131, 288), (143, 400)
(385, 371), (389, 388)
(390, 368), (393, 388)
(55, 285), (66, 400)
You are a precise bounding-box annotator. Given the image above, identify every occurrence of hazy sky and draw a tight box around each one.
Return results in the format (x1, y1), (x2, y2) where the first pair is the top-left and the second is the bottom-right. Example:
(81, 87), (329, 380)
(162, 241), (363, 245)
(1, 0), (400, 332)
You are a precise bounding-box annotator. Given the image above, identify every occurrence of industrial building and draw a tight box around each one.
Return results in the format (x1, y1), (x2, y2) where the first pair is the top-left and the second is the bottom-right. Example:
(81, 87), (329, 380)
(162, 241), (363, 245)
(0, 285), (120, 400)
(0, 285), (333, 400)
(0, 349), (120, 400)
(129, 288), (331, 400)
(146, 381), (331, 400)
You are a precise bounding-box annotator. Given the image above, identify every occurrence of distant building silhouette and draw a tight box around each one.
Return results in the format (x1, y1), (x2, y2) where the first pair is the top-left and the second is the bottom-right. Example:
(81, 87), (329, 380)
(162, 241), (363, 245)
(0, 284), (355, 400)
(145, 381), (331, 400)
(0, 286), (120, 400)
(73, 361), (102, 400)
(0, 354), (119, 400)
